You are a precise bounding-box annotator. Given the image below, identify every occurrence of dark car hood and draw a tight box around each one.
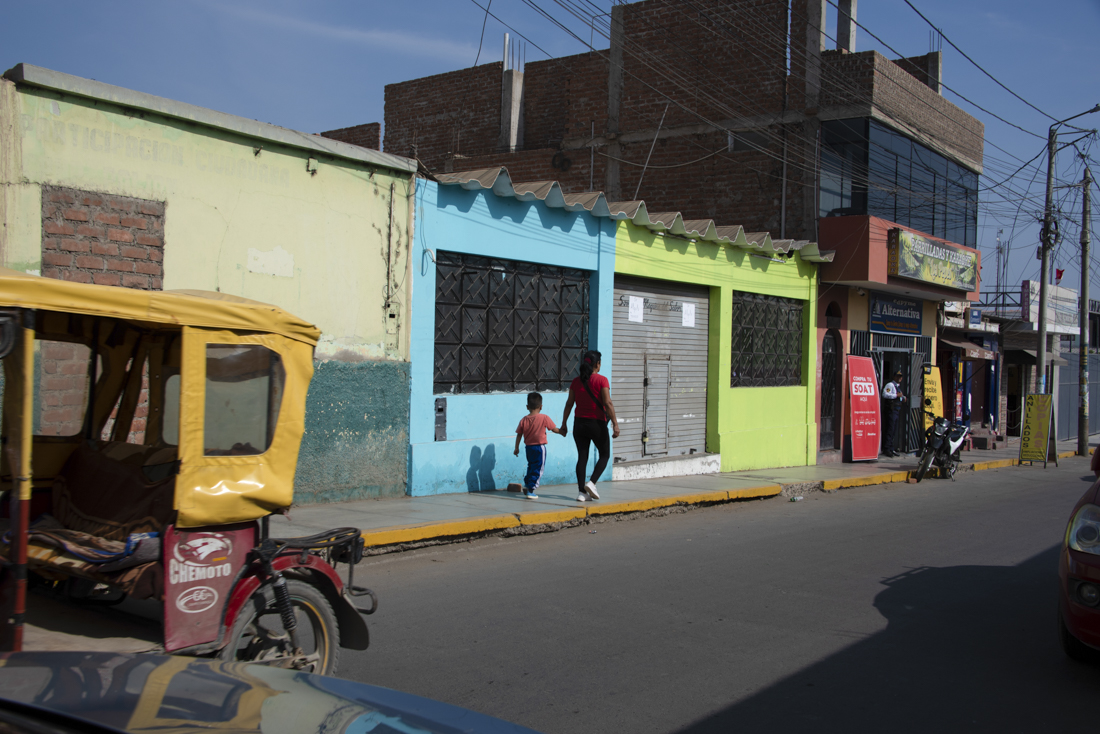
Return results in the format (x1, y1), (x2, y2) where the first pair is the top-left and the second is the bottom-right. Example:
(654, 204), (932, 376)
(0, 652), (540, 734)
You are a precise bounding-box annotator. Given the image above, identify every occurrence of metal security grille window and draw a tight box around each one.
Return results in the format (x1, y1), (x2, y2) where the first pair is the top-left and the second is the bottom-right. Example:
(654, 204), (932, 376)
(434, 252), (589, 394)
(730, 292), (805, 388)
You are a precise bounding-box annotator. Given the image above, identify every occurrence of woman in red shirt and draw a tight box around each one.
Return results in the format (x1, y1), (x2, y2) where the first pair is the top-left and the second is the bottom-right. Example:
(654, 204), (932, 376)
(562, 350), (620, 502)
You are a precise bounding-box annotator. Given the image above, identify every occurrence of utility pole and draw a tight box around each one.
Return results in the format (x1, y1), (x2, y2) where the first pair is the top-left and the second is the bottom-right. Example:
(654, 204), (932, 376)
(1079, 164), (1092, 455)
(1039, 104), (1100, 395)
(995, 228), (1003, 303)
(1038, 126), (1057, 395)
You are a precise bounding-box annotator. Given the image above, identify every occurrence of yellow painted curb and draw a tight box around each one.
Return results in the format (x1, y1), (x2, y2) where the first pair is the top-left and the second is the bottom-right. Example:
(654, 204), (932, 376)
(822, 471), (908, 490)
(360, 514), (521, 547)
(666, 490), (734, 505)
(971, 458), (1017, 471)
(515, 508), (587, 525)
(728, 484), (783, 500)
(1058, 450), (1079, 459)
(586, 496), (680, 516)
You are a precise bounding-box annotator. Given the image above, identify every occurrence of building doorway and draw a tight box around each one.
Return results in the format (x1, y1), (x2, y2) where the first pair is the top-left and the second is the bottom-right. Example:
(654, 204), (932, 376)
(820, 331), (839, 450)
(874, 349), (922, 454)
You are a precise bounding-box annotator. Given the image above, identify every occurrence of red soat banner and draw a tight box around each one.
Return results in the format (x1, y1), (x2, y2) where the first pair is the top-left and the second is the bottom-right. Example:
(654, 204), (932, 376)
(847, 355), (881, 462)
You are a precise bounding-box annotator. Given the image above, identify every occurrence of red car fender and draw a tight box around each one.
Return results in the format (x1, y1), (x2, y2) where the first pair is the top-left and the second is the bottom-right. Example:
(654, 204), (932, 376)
(222, 554), (369, 651)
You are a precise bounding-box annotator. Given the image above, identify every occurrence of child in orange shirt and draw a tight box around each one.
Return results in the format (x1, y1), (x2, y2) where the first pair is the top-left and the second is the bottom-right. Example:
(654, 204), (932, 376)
(513, 393), (566, 499)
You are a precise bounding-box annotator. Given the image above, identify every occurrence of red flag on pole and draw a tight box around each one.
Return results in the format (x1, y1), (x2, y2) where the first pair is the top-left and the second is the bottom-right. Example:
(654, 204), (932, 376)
(1056, 268), (1065, 284)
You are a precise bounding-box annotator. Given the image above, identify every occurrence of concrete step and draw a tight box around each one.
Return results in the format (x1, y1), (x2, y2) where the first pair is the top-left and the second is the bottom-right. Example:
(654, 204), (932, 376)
(611, 452), (720, 481)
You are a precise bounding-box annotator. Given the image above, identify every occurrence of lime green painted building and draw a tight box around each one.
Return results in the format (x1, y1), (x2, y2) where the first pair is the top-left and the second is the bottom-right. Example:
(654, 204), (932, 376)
(613, 216), (825, 472)
(0, 64), (418, 502)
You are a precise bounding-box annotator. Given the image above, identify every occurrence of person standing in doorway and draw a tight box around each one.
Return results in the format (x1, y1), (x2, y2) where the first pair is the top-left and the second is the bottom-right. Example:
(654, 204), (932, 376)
(562, 350), (621, 502)
(882, 370), (907, 457)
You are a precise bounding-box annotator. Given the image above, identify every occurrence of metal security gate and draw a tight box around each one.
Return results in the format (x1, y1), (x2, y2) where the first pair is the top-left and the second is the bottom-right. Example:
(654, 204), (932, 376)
(613, 276), (709, 463)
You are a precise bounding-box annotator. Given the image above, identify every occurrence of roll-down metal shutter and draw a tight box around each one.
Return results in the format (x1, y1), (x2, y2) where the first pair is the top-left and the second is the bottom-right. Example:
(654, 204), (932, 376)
(612, 276), (709, 463)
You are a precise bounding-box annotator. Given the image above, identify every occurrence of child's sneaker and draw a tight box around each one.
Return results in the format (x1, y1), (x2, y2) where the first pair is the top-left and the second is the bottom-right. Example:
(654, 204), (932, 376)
(576, 493), (588, 502)
(584, 481), (600, 500)
(524, 491), (538, 500)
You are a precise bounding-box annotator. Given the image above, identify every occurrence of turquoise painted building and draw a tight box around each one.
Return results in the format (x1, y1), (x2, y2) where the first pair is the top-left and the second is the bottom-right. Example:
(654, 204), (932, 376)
(410, 168), (834, 497)
(409, 171), (616, 496)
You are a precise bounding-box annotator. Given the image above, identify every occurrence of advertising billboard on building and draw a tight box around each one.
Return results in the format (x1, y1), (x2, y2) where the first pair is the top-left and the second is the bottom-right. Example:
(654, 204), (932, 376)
(870, 292), (923, 337)
(1020, 280), (1079, 332)
(888, 229), (977, 292)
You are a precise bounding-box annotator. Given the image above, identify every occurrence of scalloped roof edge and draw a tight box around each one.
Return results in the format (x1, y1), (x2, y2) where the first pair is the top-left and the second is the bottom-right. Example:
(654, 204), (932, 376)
(434, 167), (835, 263)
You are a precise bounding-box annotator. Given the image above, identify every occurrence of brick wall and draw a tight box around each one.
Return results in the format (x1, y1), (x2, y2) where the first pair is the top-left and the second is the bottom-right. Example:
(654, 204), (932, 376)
(820, 50), (984, 170)
(42, 186), (165, 289)
(38, 185), (165, 439)
(37, 340), (91, 437)
(523, 51), (608, 150)
(895, 52), (939, 92)
(381, 0), (979, 239)
(618, 0), (788, 130)
(384, 62), (503, 168)
(320, 122), (381, 150)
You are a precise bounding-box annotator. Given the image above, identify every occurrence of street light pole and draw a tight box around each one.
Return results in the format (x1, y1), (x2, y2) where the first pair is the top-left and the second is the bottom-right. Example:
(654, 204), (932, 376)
(1038, 104), (1100, 396)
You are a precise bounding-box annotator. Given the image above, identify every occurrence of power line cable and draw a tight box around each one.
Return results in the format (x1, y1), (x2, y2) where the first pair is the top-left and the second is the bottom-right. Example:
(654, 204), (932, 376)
(899, 0), (1057, 123)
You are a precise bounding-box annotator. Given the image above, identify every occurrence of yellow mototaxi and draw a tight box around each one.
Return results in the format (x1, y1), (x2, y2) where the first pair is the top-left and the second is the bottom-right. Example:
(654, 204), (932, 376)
(0, 268), (374, 675)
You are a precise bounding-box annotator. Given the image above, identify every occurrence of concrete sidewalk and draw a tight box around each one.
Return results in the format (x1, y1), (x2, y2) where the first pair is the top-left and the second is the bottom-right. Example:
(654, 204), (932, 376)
(277, 436), (1094, 553)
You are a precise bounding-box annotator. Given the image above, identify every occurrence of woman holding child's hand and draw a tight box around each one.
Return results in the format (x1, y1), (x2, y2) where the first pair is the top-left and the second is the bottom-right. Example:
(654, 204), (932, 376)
(561, 350), (619, 503)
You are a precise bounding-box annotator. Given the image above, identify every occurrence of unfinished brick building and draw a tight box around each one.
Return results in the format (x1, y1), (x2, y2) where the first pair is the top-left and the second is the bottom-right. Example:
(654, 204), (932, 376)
(336, 0), (983, 247)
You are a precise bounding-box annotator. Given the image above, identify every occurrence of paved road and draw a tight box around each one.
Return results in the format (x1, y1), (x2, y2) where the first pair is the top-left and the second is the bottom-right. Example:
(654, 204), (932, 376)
(342, 458), (1100, 733)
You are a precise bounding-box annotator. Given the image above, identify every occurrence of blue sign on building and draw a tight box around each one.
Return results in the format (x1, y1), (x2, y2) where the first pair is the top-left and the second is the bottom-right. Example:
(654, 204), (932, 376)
(869, 292), (923, 336)
(969, 308), (982, 326)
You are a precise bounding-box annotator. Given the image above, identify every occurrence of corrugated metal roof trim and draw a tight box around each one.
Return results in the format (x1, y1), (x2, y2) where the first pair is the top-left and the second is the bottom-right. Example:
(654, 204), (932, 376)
(434, 167), (835, 262)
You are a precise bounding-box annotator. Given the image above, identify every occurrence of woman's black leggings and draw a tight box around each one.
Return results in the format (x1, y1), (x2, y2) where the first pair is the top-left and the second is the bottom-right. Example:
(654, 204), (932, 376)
(573, 417), (610, 490)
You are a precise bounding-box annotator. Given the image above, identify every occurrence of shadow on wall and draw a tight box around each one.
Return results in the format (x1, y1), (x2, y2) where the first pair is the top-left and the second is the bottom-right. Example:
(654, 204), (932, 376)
(678, 545), (1100, 733)
(466, 444), (498, 492)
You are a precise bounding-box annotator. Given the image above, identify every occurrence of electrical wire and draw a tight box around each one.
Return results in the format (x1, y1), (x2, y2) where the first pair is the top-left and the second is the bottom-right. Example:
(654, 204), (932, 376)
(462, 0), (1052, 259)
(899, 0), (1057, 123)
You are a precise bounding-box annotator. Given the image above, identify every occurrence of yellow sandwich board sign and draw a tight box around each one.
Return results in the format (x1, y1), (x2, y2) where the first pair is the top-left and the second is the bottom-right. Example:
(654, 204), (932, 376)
(1019, 393), (1058, 467)
(922, 365), (943, 430)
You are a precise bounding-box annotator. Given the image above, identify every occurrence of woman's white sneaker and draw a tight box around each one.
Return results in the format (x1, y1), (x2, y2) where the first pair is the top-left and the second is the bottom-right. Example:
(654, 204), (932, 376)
(584, 481), (600, 500)
(576, 493), (588, 502)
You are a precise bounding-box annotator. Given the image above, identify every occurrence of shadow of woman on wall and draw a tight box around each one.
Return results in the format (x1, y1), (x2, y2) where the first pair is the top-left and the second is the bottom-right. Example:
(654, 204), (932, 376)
(466, 444), (497, 492)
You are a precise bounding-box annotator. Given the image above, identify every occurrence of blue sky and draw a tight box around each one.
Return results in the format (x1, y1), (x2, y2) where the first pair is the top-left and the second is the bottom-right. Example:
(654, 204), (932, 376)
(3, 0), (1099, 291)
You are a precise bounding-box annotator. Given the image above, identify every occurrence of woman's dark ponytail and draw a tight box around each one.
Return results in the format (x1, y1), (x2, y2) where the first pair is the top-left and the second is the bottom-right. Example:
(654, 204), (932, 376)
(580, 350), (602, 383)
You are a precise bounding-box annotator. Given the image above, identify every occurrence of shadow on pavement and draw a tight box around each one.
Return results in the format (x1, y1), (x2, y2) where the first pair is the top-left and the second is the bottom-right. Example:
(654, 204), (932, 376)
(678, 545), (1100, 733)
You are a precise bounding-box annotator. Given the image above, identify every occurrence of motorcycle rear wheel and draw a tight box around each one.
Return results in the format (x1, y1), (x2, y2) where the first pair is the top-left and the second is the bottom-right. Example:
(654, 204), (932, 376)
(219, 579), (340, 675)
(914, 450), (934, 482)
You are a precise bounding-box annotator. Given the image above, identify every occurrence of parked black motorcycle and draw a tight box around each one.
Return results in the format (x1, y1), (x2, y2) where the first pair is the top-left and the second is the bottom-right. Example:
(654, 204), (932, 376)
(914, 411), (971, 482)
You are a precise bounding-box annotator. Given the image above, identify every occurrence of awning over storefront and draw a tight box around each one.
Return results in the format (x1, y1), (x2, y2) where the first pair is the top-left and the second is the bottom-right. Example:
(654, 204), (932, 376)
(939, 337), (996, 361)
(1003, 349), (1068, 367)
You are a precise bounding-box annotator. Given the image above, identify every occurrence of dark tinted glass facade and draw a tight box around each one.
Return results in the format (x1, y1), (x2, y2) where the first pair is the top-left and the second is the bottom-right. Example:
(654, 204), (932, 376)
(434, 251), (590, 394)
(820, 119), (978, 247)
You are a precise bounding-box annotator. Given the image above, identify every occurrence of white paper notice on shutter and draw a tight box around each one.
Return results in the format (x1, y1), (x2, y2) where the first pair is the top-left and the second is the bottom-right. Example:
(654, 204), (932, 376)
(682, 302), (696, 328)
(628, 296), (644, 323)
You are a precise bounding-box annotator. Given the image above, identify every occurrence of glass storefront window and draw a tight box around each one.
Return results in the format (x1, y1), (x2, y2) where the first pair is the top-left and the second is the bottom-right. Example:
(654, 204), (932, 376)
(821, 118), (978, 247)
